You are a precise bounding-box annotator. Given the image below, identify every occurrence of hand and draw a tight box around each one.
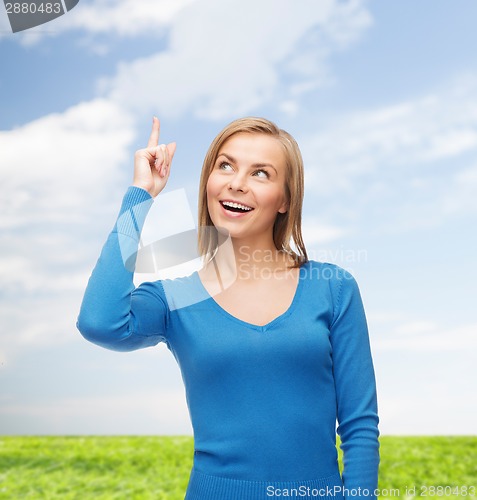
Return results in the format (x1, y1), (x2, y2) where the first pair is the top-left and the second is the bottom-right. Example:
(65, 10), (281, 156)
(133, 117), (177, 198)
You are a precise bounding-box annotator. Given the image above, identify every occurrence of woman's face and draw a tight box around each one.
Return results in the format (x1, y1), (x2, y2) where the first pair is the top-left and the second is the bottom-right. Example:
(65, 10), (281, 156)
(206, 133), (288, 242)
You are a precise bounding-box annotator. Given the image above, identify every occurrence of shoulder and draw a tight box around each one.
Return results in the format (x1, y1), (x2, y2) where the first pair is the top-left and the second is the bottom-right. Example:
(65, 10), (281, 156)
(301, 259), (356, 283)
(302, 260), (361, 306)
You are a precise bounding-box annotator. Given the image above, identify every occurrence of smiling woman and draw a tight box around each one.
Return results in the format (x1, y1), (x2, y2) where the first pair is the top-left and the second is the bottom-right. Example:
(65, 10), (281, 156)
(198, 118), (307, 271)
(77, 116), (380, 500)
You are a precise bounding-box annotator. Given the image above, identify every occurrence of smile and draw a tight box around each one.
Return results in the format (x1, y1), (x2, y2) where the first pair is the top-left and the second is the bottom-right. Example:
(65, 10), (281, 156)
(220, 200), (254, 213)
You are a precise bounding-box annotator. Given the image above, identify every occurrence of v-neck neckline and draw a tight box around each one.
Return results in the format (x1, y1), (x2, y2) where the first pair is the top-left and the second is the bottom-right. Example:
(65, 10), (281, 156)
(193, 261), (308, 332)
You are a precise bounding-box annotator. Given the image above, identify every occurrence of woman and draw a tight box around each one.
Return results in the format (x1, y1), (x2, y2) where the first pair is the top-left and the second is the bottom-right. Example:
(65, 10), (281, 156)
(77, 116), (380, 499)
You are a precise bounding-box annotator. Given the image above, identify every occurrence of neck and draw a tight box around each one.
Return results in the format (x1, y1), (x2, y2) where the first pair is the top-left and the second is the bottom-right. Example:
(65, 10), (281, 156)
(201, 231), (294, 293)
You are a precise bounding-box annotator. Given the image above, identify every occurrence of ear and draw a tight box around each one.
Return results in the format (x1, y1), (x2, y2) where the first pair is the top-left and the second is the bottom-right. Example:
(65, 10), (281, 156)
(278, 199), (289, 214)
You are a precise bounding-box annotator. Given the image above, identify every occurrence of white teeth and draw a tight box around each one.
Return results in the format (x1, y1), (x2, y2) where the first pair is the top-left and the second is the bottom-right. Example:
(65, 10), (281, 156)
(222, 201), (253, 211)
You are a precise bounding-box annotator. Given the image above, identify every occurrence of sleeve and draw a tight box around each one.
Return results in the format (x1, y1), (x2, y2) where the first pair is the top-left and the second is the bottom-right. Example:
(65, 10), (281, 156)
(329, 266), (380, 498)
(76, 186), (169, 352)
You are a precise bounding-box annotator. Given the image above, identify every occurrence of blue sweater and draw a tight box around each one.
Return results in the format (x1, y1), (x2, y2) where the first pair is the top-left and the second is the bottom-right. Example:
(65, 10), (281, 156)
(77, 187), (380, 500)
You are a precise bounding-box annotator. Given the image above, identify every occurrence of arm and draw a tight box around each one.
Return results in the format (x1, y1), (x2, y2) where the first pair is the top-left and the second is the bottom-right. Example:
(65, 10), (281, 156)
(330, 266), (380, 497)
(77, 117), (177, 352)
(76, 187), (168, 351)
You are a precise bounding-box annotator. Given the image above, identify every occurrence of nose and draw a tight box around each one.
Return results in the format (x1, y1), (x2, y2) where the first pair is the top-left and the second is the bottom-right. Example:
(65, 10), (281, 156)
(228, 171), (248, 192)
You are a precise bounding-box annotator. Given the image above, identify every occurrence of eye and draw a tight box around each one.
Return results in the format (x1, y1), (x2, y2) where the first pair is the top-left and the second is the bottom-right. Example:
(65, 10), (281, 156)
(218, 161), (233, 171)
(253, 169), (270, 179)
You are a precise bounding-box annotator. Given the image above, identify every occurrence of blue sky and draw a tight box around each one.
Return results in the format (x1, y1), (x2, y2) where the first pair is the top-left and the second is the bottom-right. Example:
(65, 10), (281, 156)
(1, 0), (476, 435)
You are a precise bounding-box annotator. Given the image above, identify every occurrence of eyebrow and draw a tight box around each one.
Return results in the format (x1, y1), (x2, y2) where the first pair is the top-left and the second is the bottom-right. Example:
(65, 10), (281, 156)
(217, 153), (278, 174)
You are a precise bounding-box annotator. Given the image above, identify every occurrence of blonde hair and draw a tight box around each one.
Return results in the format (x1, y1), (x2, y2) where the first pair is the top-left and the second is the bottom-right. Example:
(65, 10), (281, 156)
(197, 117), (308, 268)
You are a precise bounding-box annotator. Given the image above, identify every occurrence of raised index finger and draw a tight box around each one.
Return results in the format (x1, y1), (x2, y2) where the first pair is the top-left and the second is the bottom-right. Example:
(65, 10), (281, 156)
(147, 116), (161, 148)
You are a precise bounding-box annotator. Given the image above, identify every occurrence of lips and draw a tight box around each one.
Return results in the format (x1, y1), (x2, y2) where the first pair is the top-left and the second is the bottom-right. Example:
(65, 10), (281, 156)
(220, 200), (254, 213)
(217, 200), (254, 219)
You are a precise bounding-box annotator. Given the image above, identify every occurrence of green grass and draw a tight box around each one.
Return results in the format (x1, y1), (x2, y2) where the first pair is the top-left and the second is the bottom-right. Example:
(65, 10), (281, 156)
(0, 436), (475, 499)
(0, 436), (192, 499)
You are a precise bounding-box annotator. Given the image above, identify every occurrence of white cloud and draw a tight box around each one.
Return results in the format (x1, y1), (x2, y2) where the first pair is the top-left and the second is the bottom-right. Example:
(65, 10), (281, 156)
(102, 0), (372, 120)
(304, 77), (477, 193)
(301, 74), (477, 230)
(0, 294), (83, 365)
(377, 391), (477, 435)
(371, 318), (477, 352)
(0, 390), (192, 434)
(0, 98), (135, 226)
(0, 98), (136, 282)
(370, 313), (476, 434)
(63, 0), (196, 37)
(440, 164), (477, 216)
(2, 0), (197, 45)
(0, 99), (137, 366)
(302, 218), (346, 247)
